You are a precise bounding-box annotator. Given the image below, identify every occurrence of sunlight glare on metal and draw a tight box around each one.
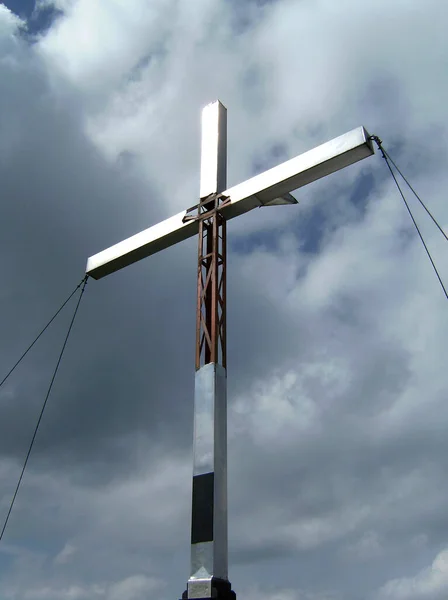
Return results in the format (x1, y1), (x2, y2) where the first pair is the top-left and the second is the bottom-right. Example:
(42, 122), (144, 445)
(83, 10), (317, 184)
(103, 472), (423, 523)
(86, 126), (372, 280)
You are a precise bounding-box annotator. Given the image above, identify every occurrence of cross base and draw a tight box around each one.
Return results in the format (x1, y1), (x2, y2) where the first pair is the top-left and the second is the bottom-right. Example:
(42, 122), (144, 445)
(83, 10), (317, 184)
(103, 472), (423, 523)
(180, 578), (237, 600)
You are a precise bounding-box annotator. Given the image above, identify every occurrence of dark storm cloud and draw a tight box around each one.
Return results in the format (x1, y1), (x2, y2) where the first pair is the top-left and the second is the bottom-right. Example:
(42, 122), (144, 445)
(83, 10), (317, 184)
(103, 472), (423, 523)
(2, 1), (448, 599)
(0, 37), (199, 483)
(0, 23), (303, 489)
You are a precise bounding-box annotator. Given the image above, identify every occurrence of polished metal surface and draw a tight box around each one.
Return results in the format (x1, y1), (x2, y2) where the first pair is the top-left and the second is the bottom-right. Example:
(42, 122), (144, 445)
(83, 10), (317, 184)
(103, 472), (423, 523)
(188, 103), (228, 599)
(190, 542), (213, 583)
(213, 363), (228, 581)
(188, 577), (212, 599)
(190, 363), (228, 582)
(193, 364), (216, 477)
(222, 126), (373, 218)
(86, 209), (198, 279)
(86, 126), (373, 279)
(200, 101), (227, 198)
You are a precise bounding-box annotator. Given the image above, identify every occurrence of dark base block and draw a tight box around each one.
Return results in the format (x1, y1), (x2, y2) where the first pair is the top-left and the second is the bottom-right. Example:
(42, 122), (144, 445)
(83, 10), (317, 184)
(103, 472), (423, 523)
(180, 577), (236, 600)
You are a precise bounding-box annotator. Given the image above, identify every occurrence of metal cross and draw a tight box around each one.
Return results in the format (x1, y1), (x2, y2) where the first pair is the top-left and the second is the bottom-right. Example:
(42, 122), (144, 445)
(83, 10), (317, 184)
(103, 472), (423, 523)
(86, 101), (374, 600)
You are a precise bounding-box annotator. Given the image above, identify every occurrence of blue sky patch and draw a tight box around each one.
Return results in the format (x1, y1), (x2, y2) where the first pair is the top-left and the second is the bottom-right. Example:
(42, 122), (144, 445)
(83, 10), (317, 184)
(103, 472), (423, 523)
(3, 0), (62, 37)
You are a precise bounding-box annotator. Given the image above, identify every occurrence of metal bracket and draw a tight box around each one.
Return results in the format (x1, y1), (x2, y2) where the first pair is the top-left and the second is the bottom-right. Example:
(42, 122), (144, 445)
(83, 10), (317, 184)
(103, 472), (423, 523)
(183, 193), (231, 224)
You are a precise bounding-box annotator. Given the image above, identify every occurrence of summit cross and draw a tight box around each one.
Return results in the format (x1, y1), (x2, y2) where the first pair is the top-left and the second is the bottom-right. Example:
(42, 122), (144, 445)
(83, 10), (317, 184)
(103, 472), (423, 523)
(86, 101), (375, 600)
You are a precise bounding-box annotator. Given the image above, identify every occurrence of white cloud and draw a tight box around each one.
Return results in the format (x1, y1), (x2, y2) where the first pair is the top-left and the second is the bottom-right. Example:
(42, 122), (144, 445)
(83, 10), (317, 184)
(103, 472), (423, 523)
(5, 575), (163, 600)
(242, 587), (339, 600)
(0, 4), (24, 33)
(0, 448), (183, 598)
(54, 543), (76, 565)
(37, 0), (176, 93)
(108, 575), (163, 600)
(374, 549), (448, 600)
(1, 1), (448, 599)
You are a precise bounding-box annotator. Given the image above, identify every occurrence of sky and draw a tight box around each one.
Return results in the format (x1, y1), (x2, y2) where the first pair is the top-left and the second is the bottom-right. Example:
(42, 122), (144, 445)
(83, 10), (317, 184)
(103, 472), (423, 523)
(0, 0), (448, 599)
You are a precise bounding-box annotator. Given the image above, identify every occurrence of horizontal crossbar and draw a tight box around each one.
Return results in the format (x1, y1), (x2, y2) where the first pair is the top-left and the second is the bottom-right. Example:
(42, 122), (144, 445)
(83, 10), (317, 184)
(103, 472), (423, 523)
(86, 126), (374, 279)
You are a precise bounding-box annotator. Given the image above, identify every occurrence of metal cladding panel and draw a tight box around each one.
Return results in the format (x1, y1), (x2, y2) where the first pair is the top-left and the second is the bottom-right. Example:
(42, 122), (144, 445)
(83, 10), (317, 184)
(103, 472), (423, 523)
(190, 363), (228, 582)
(193, 364), (216, 477)
(188, 574), (213, 599)
(86, 126), (373, 280)
(212, 364), (228, 581)
(86, 210), (199, 279)
(190, 544), (214, 586)
(220, 126), (374, 219)
(200, 101), (227, 198)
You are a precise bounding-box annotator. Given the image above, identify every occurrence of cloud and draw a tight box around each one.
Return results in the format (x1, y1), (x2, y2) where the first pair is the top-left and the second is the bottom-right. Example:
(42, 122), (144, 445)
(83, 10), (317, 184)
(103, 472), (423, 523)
(374, 549), (448, 600)
(242, 587), (339, 600)
(0, 1), (448, 600)
(4, 574), (163, 600)
(1, 451), (185, 596)
(38, 0), (177, 95)
(108, 575), (163, 600)
(54, 543), (76, 565)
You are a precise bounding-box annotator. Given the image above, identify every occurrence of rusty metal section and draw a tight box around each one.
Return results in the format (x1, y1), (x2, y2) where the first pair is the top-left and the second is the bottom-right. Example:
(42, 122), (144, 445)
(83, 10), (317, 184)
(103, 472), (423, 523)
(184, 193), (229, 370)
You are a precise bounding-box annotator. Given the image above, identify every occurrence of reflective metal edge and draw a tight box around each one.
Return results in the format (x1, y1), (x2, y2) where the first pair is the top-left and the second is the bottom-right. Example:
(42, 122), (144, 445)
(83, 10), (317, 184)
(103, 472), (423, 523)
(86, 126), (373, 279)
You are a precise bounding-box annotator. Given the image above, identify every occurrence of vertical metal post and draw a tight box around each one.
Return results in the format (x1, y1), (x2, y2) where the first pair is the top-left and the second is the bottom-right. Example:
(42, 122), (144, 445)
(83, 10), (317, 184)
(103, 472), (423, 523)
(182, 102), (235, 600)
